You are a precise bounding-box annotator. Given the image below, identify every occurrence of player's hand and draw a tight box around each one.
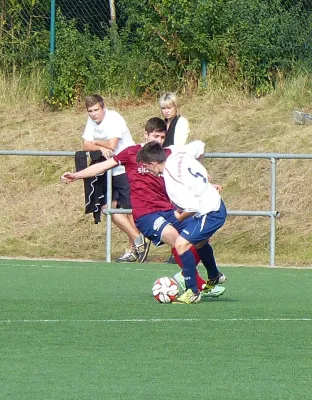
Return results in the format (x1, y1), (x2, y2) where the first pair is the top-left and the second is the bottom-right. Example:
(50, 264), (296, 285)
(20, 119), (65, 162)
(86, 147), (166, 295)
(61, 172), (77, 183)
(174, 210), (183, 221)
(213, 184), (222, 193)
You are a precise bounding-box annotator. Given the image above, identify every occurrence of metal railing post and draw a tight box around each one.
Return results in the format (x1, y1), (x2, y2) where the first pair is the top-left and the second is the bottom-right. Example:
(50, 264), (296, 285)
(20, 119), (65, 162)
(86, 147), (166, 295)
(270, 158), (277, 267)
(105, 169), (113, 262)
(1, 149), (311, 266)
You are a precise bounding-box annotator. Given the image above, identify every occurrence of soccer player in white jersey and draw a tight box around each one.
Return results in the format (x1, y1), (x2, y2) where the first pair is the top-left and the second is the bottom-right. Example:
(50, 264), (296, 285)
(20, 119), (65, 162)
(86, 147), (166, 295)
(136, 141), (227, 304)
(62, 117), (226, 298)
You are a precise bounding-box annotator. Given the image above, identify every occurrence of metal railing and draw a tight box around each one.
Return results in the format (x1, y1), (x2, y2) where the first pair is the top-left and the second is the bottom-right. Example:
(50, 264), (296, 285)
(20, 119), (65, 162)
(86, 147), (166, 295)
(1, 150), (312, 266)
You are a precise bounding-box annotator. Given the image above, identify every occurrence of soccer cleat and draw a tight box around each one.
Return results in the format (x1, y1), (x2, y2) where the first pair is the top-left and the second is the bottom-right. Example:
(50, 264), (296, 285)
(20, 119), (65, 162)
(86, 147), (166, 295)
(173, 271), (186, 292)
(206, 272), (227, 286)
(116, 248), (138, 263)
(202, 272), (227, 295)
(201, 285), (226, 298)
(136, 236), (151, 263)
(172, 289), (201, 304)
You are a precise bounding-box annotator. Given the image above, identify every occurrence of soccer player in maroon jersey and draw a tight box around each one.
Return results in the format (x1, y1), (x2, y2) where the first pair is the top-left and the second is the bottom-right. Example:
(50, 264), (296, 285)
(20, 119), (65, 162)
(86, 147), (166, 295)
(61, 117), (225, 297)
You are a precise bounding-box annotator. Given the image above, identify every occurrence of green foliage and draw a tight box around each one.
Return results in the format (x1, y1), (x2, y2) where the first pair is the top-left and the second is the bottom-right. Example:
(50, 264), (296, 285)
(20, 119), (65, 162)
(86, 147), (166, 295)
(1, 0), (312, 104)
(46, 13), (103, 108)
(119, 0), (311, 95)
(212, 0), (310, 95)
(0, 0), (50, 71)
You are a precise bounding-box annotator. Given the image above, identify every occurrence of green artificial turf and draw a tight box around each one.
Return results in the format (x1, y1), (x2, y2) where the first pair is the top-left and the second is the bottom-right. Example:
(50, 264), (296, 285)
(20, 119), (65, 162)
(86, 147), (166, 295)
(0, 259), (311, 400)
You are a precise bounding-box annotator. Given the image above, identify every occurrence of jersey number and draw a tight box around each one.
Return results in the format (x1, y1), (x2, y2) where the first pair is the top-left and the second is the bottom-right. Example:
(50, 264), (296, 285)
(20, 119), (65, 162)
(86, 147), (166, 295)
(188, 168), (207, 183)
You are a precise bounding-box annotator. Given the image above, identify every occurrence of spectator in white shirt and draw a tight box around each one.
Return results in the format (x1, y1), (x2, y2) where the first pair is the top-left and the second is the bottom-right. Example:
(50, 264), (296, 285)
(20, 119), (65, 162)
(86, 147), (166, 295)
(82, 94), (148, 263)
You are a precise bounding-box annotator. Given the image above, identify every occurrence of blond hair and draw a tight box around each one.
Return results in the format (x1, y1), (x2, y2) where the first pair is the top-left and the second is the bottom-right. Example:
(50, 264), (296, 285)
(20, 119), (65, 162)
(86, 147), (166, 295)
(158, 92), (179, 110)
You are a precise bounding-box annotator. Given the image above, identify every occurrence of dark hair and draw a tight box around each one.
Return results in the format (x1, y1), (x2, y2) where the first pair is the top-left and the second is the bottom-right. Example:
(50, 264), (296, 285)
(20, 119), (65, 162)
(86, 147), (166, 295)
(136, 141), (167, 164)
(85, 94), (105, 109)
(145, 117), (167, 134)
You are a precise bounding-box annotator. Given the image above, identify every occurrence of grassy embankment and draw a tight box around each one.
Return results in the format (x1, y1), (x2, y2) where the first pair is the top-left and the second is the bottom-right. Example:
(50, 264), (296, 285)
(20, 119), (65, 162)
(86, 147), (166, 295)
(0, 72), (312, 266)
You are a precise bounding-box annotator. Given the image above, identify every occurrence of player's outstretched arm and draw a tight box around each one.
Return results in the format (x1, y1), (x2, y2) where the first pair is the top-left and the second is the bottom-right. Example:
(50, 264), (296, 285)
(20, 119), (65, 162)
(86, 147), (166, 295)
(61, 158), (118, 183)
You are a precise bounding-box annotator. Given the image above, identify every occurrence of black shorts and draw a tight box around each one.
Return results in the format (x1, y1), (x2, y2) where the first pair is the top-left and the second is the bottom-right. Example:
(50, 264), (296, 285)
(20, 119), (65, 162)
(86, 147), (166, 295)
(110, 173), (132, 209)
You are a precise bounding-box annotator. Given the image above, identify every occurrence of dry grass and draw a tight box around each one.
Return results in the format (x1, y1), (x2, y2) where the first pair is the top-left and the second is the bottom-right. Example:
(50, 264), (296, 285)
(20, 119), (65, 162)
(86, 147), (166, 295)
(1, 84), (312, 266)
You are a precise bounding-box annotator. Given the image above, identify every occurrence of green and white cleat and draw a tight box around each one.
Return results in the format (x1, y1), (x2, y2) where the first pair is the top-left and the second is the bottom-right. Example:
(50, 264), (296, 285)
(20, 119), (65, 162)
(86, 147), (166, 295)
(201, 284), (226, 298)
(173, 271), (186, 292)
(172, 288), (201, 304)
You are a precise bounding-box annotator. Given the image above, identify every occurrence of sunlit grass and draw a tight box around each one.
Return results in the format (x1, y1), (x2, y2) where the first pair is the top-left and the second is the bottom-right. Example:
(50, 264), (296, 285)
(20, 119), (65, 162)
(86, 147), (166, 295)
(0, 74), (312, 266)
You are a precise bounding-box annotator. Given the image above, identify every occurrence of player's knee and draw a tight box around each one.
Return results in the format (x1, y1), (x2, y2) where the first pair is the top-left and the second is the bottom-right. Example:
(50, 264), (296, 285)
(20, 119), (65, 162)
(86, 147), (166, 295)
(161, 225), (179, 247)
(174, 239), (191, 255)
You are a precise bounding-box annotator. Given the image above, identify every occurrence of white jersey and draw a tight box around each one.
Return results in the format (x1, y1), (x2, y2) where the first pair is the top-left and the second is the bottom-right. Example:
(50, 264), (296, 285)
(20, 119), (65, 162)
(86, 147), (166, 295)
(163, 143), (221, 217)
(82, 108), (135, 176)
(167, 140), (205, 159)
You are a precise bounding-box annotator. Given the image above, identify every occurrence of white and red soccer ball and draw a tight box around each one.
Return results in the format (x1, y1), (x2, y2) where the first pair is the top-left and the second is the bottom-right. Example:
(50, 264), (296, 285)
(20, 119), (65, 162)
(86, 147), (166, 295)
(152, 276), (179, 303)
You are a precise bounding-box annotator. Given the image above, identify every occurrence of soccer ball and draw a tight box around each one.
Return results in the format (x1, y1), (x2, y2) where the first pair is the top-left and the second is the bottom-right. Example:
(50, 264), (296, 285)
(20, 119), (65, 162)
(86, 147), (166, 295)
(152, 277), (179, 303)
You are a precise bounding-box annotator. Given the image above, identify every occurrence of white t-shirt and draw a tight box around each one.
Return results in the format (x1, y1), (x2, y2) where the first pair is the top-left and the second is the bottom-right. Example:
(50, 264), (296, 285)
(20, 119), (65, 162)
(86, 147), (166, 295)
(82, 108), (135, 176)
(164, 142), (221, 217)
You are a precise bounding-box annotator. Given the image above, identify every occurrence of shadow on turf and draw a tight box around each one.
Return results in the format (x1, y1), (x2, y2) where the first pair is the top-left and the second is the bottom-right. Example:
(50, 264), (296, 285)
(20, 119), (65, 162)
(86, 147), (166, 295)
(201, 297), (237, 302)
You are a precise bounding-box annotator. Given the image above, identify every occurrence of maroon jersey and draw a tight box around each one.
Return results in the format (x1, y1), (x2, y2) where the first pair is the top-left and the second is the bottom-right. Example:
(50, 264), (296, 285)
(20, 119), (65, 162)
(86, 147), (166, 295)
(113, 144), (173, 221)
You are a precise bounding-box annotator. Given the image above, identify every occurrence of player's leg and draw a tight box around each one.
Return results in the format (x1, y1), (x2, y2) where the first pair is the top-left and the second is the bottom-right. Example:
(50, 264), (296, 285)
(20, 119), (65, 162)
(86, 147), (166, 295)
(135, 210), (206, 289)
(126, 213), (150, 262)
(172, 236), (201, 304)
(192, 201), (227, 294)
(111, 174), (149, 262)
(195, 242), (225, 281)
(164, 211), (206, 290)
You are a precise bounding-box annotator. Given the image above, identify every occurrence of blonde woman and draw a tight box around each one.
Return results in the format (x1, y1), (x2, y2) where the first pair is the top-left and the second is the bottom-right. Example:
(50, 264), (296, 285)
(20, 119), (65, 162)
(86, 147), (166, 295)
(159, 92), (190, 263)
(159, 92), (190, 148)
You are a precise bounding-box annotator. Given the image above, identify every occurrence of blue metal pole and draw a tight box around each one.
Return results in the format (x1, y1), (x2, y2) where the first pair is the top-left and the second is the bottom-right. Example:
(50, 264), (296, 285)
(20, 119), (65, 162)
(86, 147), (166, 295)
(49, 0), (56, 55)
(105, 170), (113, 262)
(201, 59), (207, 88)
(49, 0), (56, 96)
(270, 158), (277, 267)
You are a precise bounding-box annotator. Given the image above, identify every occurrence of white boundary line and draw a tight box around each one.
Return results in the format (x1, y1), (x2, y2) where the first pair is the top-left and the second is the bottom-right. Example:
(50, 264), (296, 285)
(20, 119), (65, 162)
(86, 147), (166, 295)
(0, 318), (312, 324)
(0, 262), (311, 274)
(0, 256), (312, 269)
(0, 262), (177, 272)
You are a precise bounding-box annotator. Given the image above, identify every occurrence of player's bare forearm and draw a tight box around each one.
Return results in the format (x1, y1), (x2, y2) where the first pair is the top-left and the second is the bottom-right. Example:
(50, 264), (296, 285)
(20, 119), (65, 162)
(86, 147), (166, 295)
(61, 158), (118, 183)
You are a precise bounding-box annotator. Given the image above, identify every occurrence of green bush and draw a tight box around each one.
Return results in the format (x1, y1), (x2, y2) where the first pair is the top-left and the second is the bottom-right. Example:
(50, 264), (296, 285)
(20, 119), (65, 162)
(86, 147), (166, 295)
(1, 0), (312, 106)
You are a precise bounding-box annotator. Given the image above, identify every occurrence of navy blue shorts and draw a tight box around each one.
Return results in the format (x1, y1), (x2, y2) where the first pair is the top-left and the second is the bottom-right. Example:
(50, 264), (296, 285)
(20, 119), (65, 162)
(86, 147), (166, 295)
(179, 200), (227, 244)
(135, 210), (194, 246)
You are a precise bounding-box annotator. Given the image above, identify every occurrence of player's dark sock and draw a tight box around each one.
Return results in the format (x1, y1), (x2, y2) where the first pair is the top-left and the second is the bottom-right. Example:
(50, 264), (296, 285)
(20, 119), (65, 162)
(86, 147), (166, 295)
(196, 242), (219, 279)
(179, 249), (198, 293)
(173, 247), (206, 290)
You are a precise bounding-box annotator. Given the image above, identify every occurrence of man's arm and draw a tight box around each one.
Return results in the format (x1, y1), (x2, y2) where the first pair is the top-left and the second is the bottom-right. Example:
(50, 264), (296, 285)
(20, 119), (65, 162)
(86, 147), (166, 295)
(83, 138), (118, 151)
(93, 137), (118, 150)
(83, 138), (117, 158)
(61, 158), (118, 183)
